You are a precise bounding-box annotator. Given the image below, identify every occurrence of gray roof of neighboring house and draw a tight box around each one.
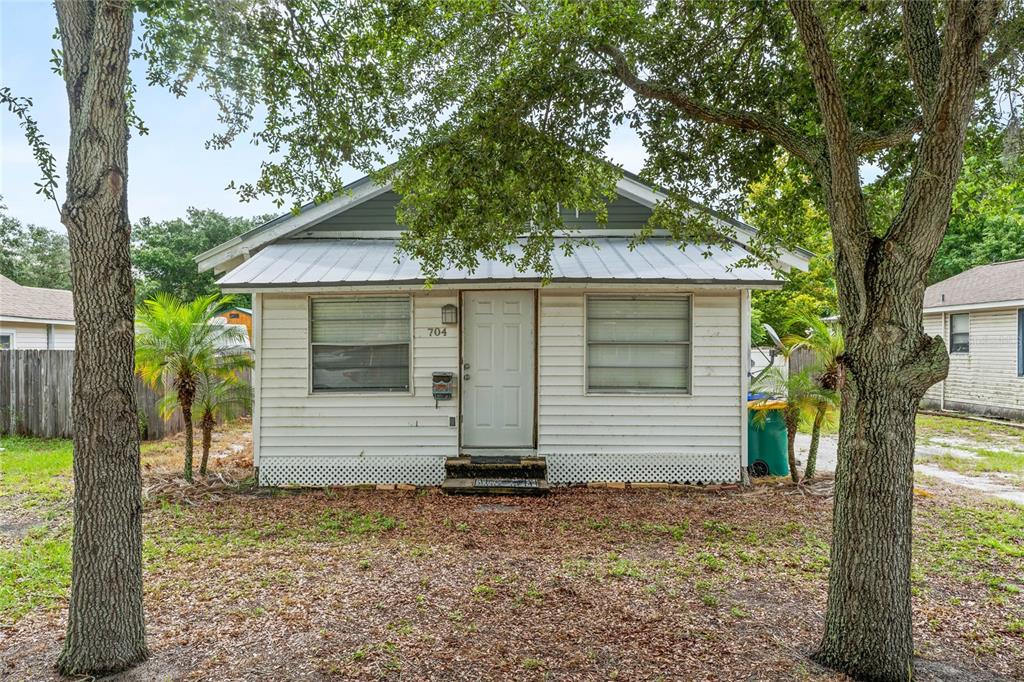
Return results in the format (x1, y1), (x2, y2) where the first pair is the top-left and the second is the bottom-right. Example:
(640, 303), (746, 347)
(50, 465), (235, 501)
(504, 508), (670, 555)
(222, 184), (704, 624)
(216, 237), (779, 289)
(923, 259), (1024, 309)
(0, 274), (75, 322)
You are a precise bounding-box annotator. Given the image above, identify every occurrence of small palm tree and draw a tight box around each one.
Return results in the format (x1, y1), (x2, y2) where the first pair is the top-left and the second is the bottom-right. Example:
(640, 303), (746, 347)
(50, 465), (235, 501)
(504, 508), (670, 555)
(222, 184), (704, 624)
(753, 366), (831, 482)
(785, 316), (844, 481)
(136, 293), (248, 482)
(161, 364), (252, 477)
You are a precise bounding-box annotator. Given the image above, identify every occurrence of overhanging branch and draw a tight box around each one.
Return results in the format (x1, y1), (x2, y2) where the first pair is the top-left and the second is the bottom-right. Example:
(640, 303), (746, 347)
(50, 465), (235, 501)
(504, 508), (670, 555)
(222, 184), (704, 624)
(853, 116), (924, 154)
(594, 44), (820, 167)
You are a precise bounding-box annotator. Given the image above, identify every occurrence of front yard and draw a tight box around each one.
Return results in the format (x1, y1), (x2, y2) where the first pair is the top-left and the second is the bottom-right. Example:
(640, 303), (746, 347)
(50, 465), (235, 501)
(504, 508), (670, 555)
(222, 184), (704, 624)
(2, 419), (1023, 680)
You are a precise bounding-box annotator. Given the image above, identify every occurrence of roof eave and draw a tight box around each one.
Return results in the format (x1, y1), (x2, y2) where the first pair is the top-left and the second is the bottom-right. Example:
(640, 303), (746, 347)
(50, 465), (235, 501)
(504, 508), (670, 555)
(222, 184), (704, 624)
(923, 298), (1024, 313)
(221, 278), (783, 293)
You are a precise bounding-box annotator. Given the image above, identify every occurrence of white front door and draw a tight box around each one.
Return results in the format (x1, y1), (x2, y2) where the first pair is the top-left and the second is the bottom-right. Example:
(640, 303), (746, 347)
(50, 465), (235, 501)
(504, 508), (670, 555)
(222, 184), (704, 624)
(462, 290), (535, 449)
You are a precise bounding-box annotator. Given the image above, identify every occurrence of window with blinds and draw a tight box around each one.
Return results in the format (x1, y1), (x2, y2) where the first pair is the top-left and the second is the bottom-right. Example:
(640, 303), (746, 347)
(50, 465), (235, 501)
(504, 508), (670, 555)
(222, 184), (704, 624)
(310, 297), (411, 392)
(586, 296), (691, 393)
(949, 313), (970, 353)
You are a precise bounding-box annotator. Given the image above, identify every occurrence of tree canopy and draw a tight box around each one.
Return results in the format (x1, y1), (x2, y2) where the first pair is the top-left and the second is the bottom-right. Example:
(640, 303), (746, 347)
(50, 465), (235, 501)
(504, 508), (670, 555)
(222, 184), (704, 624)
(0, 208), (71, 289)
(137, 1), (1020, 277)
(132, 208), (268, 303)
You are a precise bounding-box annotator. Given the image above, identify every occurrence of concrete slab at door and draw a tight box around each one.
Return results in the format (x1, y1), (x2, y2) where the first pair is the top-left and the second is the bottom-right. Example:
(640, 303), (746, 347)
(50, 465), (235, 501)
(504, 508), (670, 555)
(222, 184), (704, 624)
(462, 291), (535, 448)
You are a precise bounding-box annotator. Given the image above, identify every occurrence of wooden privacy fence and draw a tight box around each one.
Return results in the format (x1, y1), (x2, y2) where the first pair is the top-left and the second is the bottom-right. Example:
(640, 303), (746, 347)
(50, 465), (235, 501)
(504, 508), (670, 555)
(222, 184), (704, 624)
(788, 347), (819, 377)
(0, 350), (249, 440)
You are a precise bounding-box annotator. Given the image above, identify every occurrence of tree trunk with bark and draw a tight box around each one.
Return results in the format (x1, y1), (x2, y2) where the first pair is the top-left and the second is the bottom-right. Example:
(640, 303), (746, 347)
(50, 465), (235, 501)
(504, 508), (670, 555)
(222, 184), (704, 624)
(803, 404), (826, 482)
(786, 2), (995, 677)
(179, 390), (195, 482)
(55, 0), (147, 675)
(784, 406), (800, 483)
(814, 289), (948, 680)
(199, 409), (214, 477)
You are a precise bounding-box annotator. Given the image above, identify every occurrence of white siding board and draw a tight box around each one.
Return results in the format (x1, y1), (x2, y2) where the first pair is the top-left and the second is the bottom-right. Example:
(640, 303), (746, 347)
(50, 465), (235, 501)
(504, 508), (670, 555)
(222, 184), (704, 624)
(922, 313), (944, 404)
(536, 291), (742, 460)
(256, 285), (747, 484)
(922, 308), (1024, 414)
(258, 292), (459, 460)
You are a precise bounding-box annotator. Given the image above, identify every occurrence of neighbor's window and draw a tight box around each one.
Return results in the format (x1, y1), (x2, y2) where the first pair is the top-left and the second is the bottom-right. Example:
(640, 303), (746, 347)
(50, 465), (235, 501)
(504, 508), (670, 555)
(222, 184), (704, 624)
(310, 297), (411, 392)
(0, 333), (11, 350)
(586, 296), (691, 393)
(949, 313), (970, 353)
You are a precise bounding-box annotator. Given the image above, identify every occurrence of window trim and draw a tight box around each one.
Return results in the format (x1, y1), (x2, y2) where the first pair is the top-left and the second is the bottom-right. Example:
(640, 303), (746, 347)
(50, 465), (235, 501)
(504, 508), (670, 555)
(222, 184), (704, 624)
(307, 294), (415, 396)
(0, 330), (13, 350)
(1017, 308), (1023, 378)
(583, 293), (694, 396)
(948, 312), (970, 354)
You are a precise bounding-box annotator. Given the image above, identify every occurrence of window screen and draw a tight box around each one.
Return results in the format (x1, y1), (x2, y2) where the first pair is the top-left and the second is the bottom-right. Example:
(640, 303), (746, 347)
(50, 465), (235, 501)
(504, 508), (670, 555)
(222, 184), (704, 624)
(0, 334), (10, 350)
(949, 313), (969, 353)
(310, 297), (411, 392)
(586, 296), (691, 393)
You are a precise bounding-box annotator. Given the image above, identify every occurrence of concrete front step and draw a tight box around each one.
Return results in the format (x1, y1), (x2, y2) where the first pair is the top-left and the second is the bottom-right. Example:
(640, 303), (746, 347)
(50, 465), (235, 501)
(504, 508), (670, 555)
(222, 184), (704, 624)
(444, 456), (547, 480)
(441, 477), (550, 496)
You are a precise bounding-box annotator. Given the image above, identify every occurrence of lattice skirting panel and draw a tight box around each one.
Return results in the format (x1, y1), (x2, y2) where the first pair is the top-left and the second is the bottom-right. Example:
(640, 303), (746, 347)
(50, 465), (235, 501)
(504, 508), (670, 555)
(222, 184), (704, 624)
(545, 452), (741, 485)
(259, 456), (446, 487)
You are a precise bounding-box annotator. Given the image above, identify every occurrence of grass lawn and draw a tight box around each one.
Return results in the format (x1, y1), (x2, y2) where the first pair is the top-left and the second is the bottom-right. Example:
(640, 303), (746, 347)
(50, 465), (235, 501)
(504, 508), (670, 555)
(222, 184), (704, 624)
(916, 414), (1024, 482)
(2, 423), (1023, 680)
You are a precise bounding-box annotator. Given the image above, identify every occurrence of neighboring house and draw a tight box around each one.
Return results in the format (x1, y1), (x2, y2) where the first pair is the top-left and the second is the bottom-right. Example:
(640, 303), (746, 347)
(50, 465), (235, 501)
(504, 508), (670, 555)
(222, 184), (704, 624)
(922, 259), (1024, 420)
(216, 305), (253, 340)
(198, 173), (811, 488)
(0, 274), (75, 350)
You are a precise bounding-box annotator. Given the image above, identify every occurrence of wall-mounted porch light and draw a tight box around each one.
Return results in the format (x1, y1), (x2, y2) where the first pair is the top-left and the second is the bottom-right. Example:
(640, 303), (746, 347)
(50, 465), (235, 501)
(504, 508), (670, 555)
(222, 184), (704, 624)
(441, 303), (459, 325)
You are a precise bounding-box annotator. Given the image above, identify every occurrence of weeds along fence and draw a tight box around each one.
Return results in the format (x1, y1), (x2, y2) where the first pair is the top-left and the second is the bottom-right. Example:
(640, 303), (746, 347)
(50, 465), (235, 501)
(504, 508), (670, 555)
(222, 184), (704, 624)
(0, 350), (249, 440)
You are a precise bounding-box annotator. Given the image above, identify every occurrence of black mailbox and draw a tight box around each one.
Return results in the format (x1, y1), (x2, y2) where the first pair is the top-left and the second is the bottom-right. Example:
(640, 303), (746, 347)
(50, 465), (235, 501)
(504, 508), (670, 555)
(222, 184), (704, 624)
(432, 371), (455, 404)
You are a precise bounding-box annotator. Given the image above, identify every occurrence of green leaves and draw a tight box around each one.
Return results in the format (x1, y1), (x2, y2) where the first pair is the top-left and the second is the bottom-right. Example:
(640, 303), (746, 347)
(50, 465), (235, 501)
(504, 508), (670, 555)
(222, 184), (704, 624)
(132, 209), (266, 304)
(134, 0), (1020, 278)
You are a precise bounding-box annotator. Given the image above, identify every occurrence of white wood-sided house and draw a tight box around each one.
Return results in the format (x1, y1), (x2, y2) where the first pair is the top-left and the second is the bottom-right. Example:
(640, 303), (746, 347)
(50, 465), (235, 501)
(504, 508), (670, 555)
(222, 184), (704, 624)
(922, 259), (1024, 420)
(0, 275), (75, 350)
(198, 173), (811, 489)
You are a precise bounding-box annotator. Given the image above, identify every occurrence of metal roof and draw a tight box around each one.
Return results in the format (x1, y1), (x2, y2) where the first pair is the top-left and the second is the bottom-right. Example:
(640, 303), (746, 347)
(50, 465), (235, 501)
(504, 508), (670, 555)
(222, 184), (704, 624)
(216, 238), (780, 289)
(196, 172), (813, 275)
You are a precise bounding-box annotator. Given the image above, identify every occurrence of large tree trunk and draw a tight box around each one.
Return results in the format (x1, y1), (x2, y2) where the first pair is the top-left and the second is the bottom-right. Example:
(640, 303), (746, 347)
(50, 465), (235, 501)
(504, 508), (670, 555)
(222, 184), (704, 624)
(786, 3), (993, 677)
(55, 0), (147, 675)
(814, 310), (947, 680)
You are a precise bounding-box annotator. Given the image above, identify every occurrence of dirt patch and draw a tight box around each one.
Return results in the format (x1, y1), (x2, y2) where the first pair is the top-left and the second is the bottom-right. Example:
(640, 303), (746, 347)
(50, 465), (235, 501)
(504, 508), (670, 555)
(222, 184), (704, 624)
(0, 515), (42, 542)
(2, 483), (1021, 681)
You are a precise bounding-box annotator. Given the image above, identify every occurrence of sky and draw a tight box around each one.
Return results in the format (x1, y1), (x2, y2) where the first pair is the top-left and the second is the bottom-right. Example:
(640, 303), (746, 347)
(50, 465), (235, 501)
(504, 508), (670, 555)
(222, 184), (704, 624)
(0, 1), (648, 234)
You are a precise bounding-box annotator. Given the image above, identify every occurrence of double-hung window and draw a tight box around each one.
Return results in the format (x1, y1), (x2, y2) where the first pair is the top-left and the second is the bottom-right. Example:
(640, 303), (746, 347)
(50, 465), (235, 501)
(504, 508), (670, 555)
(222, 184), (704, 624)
(586, 296), (691, 393)
(310, 297), (411, 392)
(949, 313), (970, 353)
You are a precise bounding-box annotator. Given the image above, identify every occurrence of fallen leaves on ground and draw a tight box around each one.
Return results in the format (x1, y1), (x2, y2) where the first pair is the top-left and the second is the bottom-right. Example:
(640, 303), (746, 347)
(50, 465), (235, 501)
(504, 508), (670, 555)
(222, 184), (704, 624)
(2, 474), (1021, 681)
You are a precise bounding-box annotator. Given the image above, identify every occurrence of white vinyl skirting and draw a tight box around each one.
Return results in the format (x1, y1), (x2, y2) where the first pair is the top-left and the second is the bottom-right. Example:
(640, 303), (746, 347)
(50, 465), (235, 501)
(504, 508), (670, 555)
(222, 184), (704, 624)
(257, 453), (740, 487)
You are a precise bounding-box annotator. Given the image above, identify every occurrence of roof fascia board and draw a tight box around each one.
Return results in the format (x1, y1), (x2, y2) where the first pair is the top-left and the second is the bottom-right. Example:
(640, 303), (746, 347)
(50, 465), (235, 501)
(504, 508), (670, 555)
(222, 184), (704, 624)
(219, 280), (783, 294)
(0, 316), (76, 325)
(923, 299), (1024, 314)
(197, 180), (393, 272)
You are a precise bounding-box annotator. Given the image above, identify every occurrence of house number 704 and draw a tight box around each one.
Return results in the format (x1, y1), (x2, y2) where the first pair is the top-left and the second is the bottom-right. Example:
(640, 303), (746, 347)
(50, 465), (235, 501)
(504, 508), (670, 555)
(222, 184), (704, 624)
(428, 327), (447, 336)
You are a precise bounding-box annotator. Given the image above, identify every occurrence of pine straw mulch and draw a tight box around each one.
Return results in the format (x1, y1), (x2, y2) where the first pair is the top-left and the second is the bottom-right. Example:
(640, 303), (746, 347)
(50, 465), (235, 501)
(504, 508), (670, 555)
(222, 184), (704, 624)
(2, 477), (1022, 681)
